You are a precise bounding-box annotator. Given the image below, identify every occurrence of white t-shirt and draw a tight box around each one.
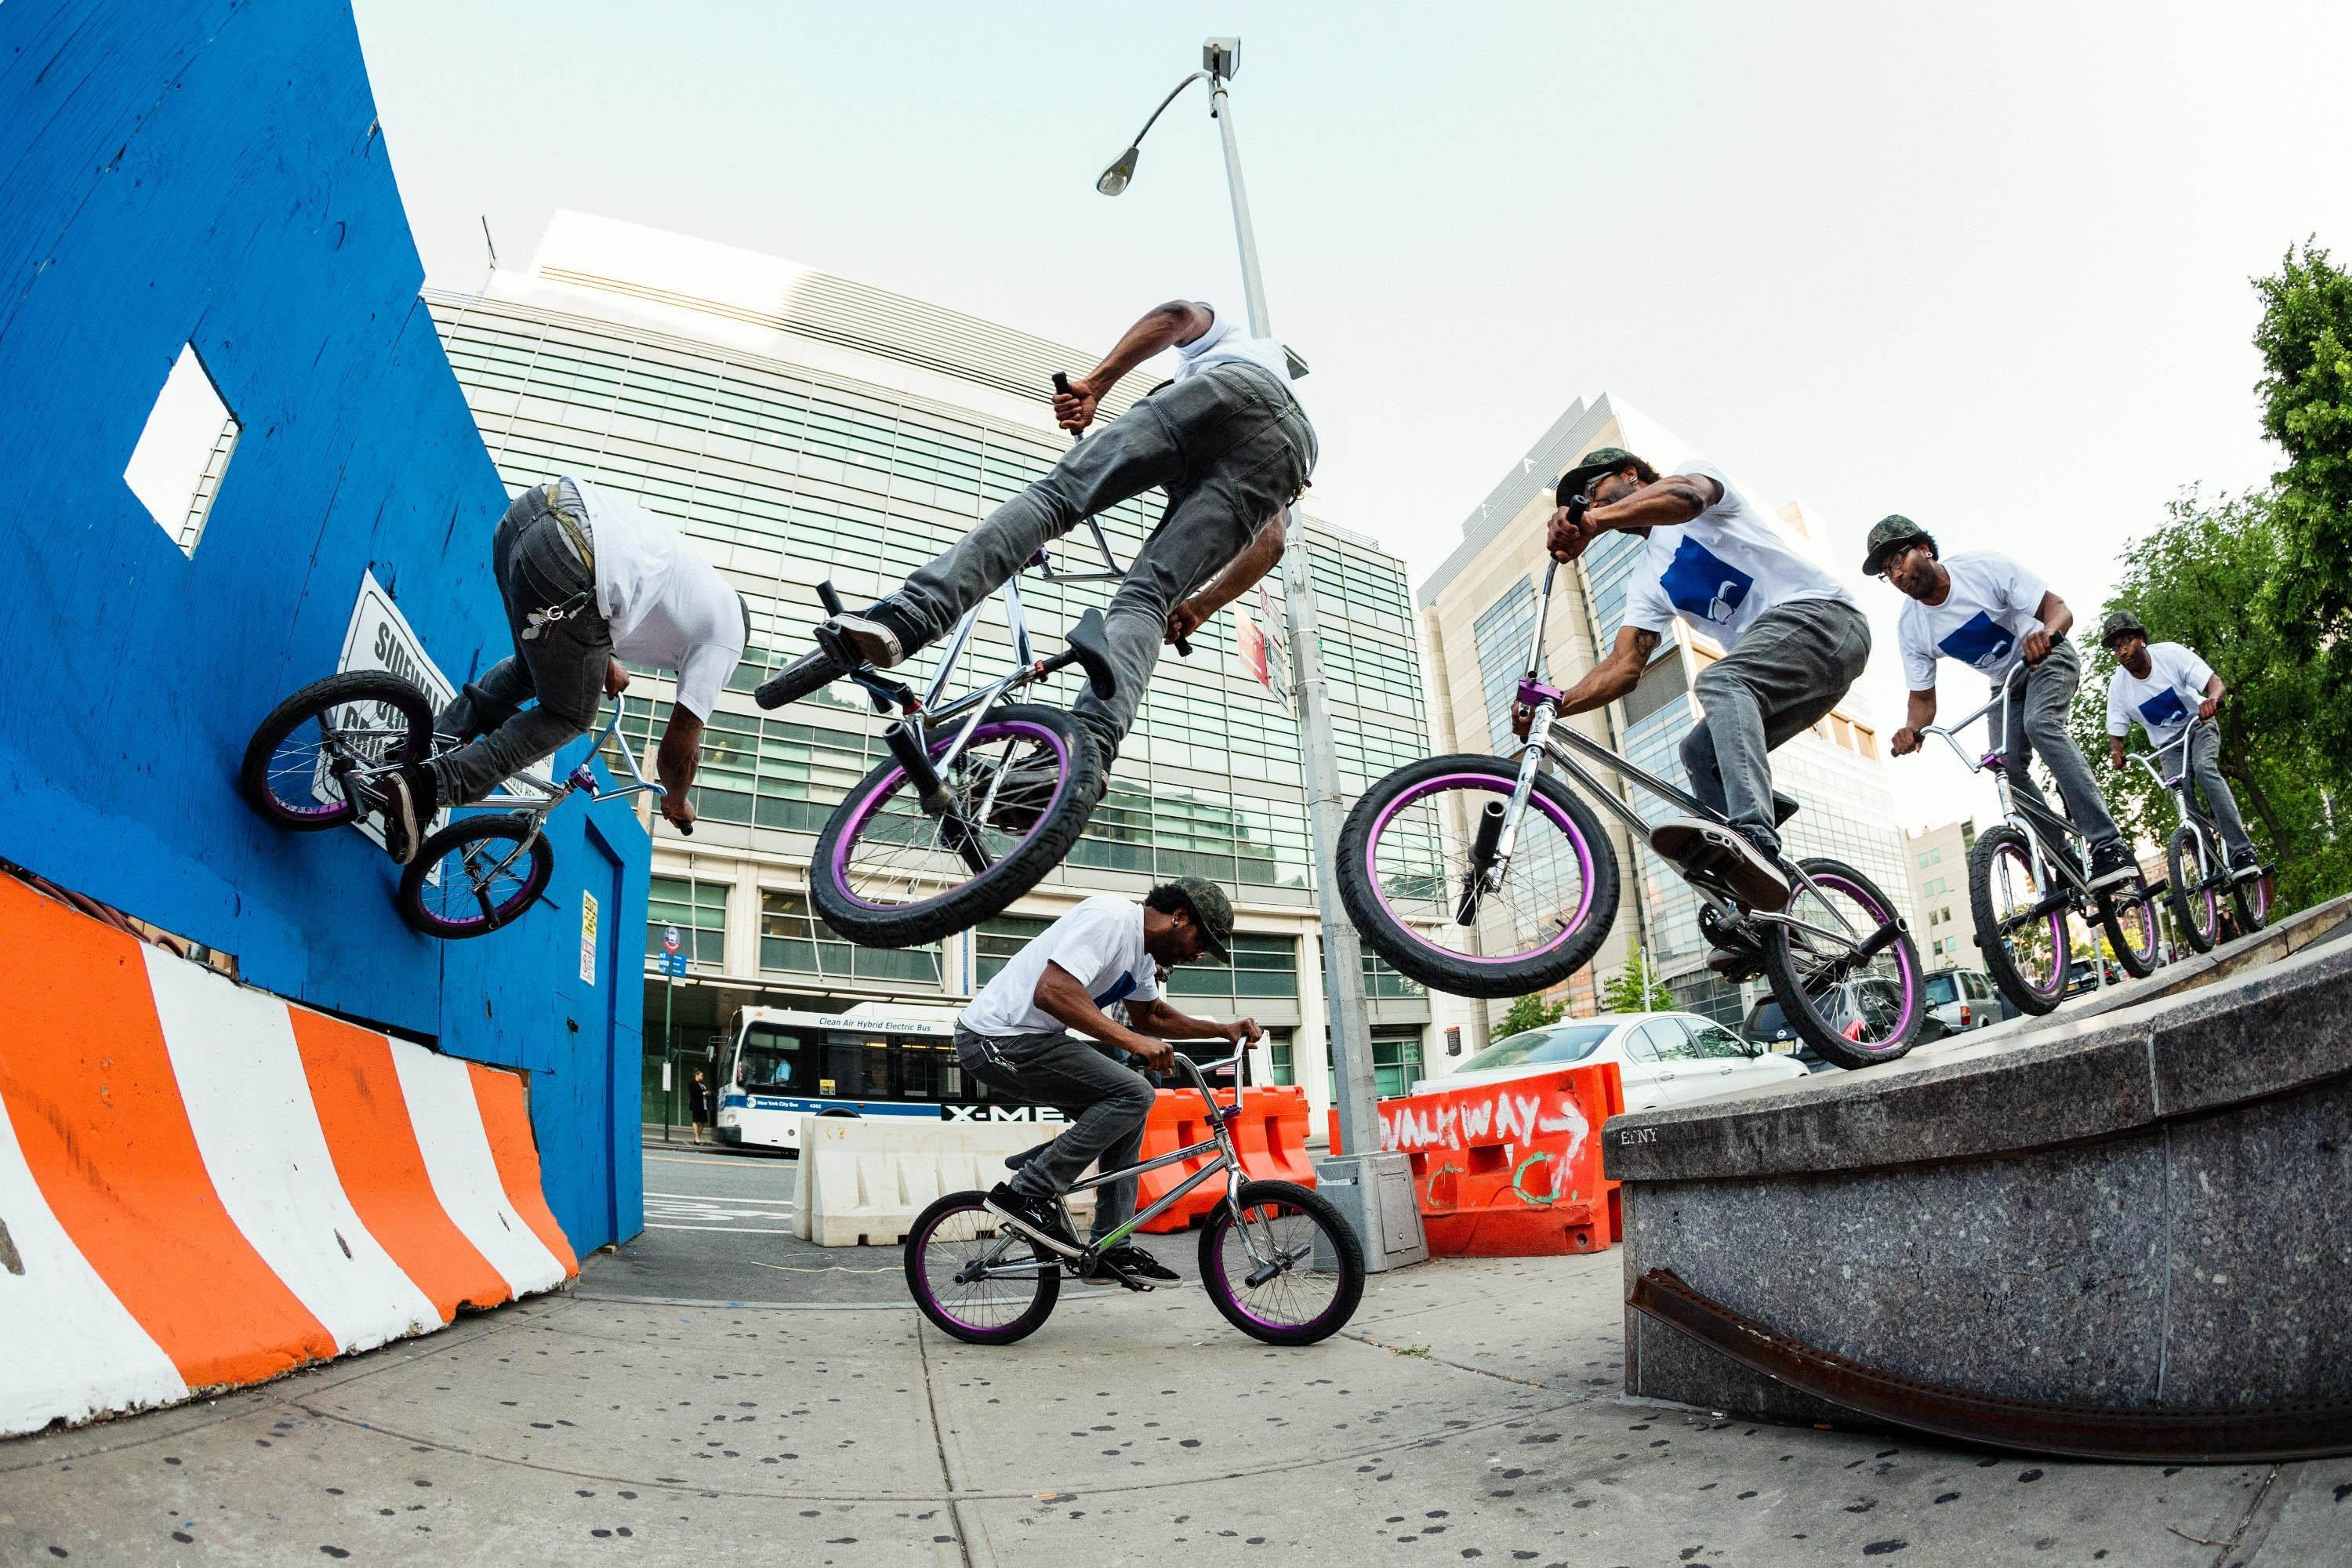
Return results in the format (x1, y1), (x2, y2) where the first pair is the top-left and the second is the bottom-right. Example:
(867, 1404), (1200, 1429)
(566, 477), (746, 720)
(1895, 552), (2049, 691)
(1173, 301), (1294, 390)
(958, 895), (1163, 1039)
(1618, 460), (1853, 650)
(2107, 641), (2214, 749)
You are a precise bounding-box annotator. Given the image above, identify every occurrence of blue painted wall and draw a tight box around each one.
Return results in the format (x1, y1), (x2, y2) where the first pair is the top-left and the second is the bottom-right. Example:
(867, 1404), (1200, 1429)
(0, 1), (645, 1250)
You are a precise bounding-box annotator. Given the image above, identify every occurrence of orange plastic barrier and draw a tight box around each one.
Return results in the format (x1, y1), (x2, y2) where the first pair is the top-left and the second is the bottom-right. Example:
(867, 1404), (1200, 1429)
(1327, 1064), (1624, 1256)
(1131, 1084), (1314, 1233)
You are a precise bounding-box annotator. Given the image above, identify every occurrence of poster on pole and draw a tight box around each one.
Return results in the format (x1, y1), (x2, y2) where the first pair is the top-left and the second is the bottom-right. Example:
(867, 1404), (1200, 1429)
(1233, 582), (1291, 708)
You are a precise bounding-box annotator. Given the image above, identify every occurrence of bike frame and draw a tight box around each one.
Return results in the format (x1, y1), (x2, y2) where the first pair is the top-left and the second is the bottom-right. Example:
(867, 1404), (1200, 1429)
(2129, 719), (2229, 901)
(1916, 666), (2102, 915)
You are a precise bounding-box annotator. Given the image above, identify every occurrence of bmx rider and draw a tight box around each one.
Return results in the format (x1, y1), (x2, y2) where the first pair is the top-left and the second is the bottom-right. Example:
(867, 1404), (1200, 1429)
(2100, 610), (2259, 878)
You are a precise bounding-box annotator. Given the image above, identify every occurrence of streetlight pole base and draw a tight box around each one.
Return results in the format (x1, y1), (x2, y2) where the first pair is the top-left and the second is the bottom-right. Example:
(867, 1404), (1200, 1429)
(1311, 1152), (1428, 1274)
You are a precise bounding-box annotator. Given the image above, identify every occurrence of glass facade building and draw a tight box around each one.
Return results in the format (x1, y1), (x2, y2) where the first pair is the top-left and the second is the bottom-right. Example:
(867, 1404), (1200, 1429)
(422, 212), (1436, 1123)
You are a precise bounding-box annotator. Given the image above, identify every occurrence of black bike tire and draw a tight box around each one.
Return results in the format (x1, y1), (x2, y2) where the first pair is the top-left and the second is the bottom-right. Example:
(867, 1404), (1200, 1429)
(1969, 825), (2066, 1018)
(810, 703), (1102, 948)
(395, 815), (556, 940)
(1196, 1180), (1365, 1346)
(904, 1191), (1060, 1346)
(2229, 851), (2272, 937)
(2165, 825), (2220, 953)
(240, 671), (435, 832)
(1334, 753), (1621, 1000)
(1759, 856), (1922, 1071)
(2096, 873), (2161, 979)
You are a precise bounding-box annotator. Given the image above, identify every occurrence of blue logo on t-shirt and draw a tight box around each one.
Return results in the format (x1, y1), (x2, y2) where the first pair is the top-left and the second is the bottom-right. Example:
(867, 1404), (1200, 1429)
(1938, 612), (2017, 671)
(1092, 973), (1139, 1009)
(1658, 536), (1754, 625)
(2137, 688), (2189, 729)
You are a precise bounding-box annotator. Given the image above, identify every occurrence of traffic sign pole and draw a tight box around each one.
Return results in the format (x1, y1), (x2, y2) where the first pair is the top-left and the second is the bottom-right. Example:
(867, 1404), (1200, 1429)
(660, 927), (682, 1142)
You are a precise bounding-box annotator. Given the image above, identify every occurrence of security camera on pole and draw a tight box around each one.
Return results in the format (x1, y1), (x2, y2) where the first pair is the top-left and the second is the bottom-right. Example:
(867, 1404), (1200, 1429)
(1096, 37), (1424, 1272)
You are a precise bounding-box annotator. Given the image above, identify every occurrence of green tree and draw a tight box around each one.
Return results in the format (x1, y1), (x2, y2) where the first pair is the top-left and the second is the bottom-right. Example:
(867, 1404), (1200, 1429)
(1599, 938), (1676, 1013)
(1497, 992), (1566, 1038)
(2068, 487), (2349, 913)
(2254, 241), (2352, 758)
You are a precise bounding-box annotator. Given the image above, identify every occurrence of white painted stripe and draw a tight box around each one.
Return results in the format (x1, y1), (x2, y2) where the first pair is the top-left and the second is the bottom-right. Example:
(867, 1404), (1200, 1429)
(0, 1091), (188, 1436)
(644, 1189), (796, 1204)
(390, 1041), (565, 1295)
(644, 1223), (800, 1235)
(143, 951), (442, 1353)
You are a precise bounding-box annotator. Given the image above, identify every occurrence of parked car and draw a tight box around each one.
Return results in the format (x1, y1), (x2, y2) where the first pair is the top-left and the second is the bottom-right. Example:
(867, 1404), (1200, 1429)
(1922, 967), (2002, 1031)
(2064, 958), (2123, 995)
(1414, 1011), (1806, 1112)
(1742, 979), (1951, 1071)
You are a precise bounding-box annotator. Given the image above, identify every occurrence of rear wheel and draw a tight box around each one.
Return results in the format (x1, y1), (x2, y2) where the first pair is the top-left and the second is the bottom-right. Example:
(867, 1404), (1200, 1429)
(1334, 754), (1620, 999)
(811, 704), (1102, 947)
(1969, 825), (2068, 1017)
(2165, 825), (2221, 953)
(241, 672), (434, 830)
(396, 815), (554, 938)
(2097, 871), (2161, 978)
(2230, 848), (2274, 937)
(1760, 857), (1922, 1070)
(905, 1191), (1060, 1345)
(1197, 1181), (1364, 1345)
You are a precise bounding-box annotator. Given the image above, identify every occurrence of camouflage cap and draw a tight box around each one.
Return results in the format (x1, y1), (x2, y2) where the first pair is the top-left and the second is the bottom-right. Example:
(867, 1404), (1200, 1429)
(1164, 877), (1234, 960)
(1860, 514), (1938, 576)
(1555, 446), (1652, 504)
(2099, 609), (2148, 648)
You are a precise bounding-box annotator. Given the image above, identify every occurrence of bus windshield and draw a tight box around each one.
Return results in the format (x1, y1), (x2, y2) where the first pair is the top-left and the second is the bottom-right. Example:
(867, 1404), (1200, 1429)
(735, 1024), (808, 1093)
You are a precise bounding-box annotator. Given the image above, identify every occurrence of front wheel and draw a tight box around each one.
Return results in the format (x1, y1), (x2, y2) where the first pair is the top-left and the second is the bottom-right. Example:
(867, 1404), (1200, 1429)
(2096, 871), (2161, 979)
(905, 1191), (1060, 1345)
(1760, 857), (1922, 1070)
(2229, 851), (2274, 937)
(2165, 825), (2221, 953)
(241, 671), (435, 831)
(811, 703), (1102, 948)
(1335, 753), (1621, 999)
(397, 815), (555, 938)
(1969, 825), (2068, 1017)
(1198, 1180), (1365, 1345)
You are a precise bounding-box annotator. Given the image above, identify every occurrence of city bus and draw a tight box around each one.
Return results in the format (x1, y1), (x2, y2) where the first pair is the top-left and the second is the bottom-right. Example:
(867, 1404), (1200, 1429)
(713, 1002), (1067, 1152)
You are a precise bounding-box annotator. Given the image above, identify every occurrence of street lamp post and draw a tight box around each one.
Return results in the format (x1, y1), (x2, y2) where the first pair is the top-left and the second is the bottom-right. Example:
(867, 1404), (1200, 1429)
(1098, 38), (1421, 1271)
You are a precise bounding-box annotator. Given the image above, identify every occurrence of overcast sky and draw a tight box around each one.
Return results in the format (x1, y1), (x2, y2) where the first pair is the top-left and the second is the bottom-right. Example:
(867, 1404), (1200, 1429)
(352, 1), (2352, 831)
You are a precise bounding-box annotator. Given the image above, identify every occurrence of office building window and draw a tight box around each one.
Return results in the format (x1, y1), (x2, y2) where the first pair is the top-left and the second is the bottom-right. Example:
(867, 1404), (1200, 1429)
(1328, 1028), (1425, 1099)
(759, 890), (942, 987)
(648, 877), (726, 966)
(974, 915), (1052, 985)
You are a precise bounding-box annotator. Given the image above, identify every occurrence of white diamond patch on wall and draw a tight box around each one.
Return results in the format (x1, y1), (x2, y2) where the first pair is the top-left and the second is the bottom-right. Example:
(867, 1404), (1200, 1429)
(124, 342), (240, 556)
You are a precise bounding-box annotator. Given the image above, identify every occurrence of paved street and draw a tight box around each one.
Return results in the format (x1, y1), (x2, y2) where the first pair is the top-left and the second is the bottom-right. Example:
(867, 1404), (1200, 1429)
(5, 1139), (2347, 1566)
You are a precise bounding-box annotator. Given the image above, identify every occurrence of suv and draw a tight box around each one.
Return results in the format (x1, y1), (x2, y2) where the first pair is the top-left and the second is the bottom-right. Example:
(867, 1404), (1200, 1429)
(1743, 978), (1951, 1071)
(1922, 967), (2002, 1030)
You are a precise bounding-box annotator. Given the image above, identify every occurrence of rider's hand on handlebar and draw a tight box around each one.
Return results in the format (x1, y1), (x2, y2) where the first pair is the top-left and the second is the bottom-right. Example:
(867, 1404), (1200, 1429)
(1130, 1037), (1175, 1074)
(1224, 1017), (1263, 1048)
(2198, 695), (2220, 720)
(604, 658), (630, 699)
(1166, 598), (1210, 646)
(1510, 702), (1536, 741)
(1890, 727), (1921, 757)
(1545, 505), (1592, 564)
(661, 794), (698, 832)
(2020, 629), (2054, 666)
(1052, 377), (1101, 433)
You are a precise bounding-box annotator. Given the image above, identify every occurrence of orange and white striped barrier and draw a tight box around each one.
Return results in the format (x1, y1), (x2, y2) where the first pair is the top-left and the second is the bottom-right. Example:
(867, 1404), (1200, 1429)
(0, 874), (576, 1437)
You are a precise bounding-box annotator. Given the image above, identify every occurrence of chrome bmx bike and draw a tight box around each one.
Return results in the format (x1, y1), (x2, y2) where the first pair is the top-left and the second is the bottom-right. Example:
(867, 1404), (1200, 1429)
(1334, 551), (1926, 1070)
(240, 671), (667, 939)
(902, 1044), (1364, 1347)
(759, 374), (1192, 949)
(1916, 664), (2163, 1016)
(2128, 715), (2274, 951)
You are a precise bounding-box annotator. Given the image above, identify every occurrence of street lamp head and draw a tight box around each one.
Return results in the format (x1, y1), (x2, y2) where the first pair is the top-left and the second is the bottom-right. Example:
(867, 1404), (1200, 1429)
(1203, 37), (1240, 80)
(1096, 147), (1138, 197)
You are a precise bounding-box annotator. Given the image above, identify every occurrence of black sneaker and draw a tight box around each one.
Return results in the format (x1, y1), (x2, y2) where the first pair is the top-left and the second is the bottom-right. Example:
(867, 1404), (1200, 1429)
(754, 646), (845, 710)
(826, 598), (924, 670)
(983, 1182), (1083, 1258)
(2087, 839), (2137, 890)
(1651, 816), (1791, 913)
(379, 763), (438, 866)
(1087, 1243), (1179, 1284)
(2228, 848), (2262, 881)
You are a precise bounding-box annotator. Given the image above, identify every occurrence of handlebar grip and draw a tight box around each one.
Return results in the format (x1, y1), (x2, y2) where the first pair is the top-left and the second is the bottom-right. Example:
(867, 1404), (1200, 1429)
(677, 820), (694, 837)
(1052, 372), (1073, 397)
(816, 579), (845, 616)
(1174, 635), (1193, 658)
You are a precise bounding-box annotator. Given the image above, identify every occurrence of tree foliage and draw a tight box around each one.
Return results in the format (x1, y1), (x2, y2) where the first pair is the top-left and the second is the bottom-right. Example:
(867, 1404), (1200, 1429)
(1497, 992), (1566, 1038)
(2253, 240), (2352, 757)
(1599, 938), (1676, 1014)
(2068, 488), (2349, 913)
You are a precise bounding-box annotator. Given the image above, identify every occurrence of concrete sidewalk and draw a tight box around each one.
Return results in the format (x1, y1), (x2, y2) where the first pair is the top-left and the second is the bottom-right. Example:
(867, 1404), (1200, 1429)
(5, 1247), (2345, 1566)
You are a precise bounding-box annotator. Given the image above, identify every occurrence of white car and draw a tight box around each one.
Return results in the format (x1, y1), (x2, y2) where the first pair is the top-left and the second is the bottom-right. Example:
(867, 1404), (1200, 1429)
(1922, 967), (2002, 1031)
(1411, 1010), (1808, 1113)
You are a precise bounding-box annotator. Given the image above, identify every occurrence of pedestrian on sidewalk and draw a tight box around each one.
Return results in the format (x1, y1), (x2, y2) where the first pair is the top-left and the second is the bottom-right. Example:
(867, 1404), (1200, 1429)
(688, 1069), (710, 1146)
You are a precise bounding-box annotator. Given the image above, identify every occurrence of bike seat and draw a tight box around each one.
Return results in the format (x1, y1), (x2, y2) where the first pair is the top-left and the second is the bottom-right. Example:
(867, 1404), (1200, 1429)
(1772, 791), (1800, 828)
(1063, 608), (1120, 702)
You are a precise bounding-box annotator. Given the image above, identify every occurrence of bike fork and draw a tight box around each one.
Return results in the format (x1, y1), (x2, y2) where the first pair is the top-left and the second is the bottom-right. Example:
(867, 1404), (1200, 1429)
(1461, 702), (1555, 924)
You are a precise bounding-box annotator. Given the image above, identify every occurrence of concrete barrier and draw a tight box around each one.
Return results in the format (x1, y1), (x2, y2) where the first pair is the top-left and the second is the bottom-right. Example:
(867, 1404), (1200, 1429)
(0, 875), (575, 1437)
(793, 1116), (1097, 1247)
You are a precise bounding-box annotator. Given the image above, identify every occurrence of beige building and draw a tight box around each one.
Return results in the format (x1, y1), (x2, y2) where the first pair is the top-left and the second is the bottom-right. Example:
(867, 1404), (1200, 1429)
(1904, 819), (1977, 969)
(1419, 394), (1920, 1035)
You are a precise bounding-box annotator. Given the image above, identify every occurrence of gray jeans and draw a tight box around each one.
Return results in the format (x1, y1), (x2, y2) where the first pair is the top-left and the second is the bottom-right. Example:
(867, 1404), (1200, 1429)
(956, 1026), (1156, 1245)
(430, 484), (612, 805)
(1988, 638), (2119, 852)
(892, 363), (1316, 766)
(2159, 722), (2254, 860)
(1681, 598), (1872, 851)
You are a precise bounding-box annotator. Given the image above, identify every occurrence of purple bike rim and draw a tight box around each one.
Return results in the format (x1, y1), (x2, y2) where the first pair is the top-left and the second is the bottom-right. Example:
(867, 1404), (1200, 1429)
(829, 719), (1071, 913)
(1363, 773), (1595, 965)
(1207, 1207), (1336, 1331)
(1798, 870), (1922, 1051)
(916, 1207), (1043, 1335)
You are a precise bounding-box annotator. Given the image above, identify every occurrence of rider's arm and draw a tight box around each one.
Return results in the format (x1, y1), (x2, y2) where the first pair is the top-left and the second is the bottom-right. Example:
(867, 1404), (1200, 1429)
(2022, 591), (2072, 665)
(1551, 626), (1660, 719)
(1548, 472), (1722, 559)
(1125, 995), (1260, 1048)
(1056, 301), (1215, 430)
(655, 708), (702, 828)
(1890, 689), (1937, 757)
(2201, 671), (2227, 720)
(1168, 512), (1285, 644)
(2109, 735), (2129, 769)
(1033, 961), (1175, 1073)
